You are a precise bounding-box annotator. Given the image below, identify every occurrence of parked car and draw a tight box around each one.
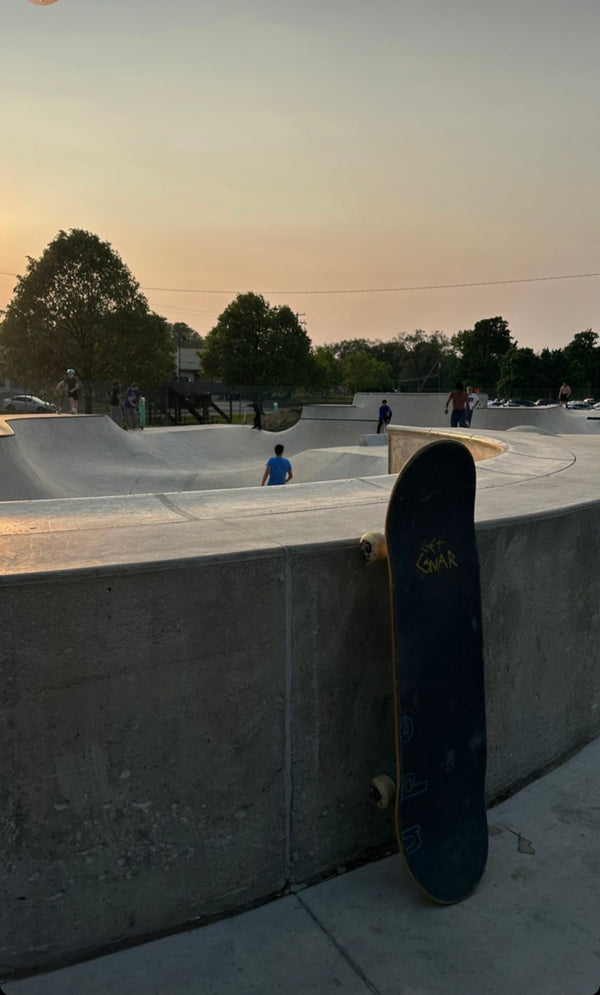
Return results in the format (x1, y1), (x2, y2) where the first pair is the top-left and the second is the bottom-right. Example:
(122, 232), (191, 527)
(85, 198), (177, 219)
(3, 394), (57, 414)
(535, 398), (556, 406)
(503, 398), (535, 407)
(566, 400), (592, 410)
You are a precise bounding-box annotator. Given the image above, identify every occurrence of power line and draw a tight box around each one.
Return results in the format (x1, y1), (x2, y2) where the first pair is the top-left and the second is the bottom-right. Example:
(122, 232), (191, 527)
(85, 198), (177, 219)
(1, 269), (600, 295)
(139, 271), (600, 296)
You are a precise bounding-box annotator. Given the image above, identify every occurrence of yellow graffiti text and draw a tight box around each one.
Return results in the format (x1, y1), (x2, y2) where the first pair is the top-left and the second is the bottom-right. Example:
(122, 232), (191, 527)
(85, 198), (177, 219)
(416, 539), (458, 575)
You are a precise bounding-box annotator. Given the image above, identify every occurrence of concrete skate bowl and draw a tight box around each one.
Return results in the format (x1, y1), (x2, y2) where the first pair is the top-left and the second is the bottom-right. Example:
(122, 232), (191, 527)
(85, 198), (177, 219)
(0, 394), (555, 502)
(0, 411), (394, 501)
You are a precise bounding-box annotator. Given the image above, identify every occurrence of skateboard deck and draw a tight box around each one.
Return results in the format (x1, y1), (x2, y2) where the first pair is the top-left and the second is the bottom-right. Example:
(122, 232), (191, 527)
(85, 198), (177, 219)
(363, 439), (487, 904)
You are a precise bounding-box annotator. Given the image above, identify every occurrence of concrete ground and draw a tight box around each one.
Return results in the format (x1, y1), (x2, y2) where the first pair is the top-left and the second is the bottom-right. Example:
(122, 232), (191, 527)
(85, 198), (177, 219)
(4, 736), (599, 995)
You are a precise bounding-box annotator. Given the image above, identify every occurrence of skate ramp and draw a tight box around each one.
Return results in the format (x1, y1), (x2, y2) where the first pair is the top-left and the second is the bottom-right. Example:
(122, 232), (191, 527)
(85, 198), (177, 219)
(0, 413), (391, 501)
(0, 396), (598, 503)
(471, 404), (600, 435)
(331, 393), (600, 435)
(304, 393), (449, 428)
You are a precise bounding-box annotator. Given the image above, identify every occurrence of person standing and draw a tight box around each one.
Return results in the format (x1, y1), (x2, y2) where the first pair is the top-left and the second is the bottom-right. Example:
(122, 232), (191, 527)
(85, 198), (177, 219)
(558, 382), (571, 407)
(252, 401), (263, 430)
(56, 368), (80, 414)
(124, 382), (140, 429)
(261, 444), (293, 486)
(56, 369), (79, 415)
(444, 382), (469, 428)
(377, 400), (393, 434)
(466, 386), (479, 427)
(108, 382), (124, 426)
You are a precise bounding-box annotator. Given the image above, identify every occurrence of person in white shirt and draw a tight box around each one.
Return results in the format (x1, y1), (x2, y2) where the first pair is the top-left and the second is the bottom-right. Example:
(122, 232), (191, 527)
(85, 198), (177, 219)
(466, 386), (479, 427)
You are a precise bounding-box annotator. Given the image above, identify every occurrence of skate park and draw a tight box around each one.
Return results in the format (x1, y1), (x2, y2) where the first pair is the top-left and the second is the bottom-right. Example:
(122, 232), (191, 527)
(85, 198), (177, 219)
(2, 393), (600, 993)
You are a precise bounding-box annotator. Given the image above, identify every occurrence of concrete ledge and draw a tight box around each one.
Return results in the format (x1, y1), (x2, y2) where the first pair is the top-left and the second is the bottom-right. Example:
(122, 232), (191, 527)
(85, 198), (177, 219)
(2, 426), (600, 973)
(387, 424), (504, 471)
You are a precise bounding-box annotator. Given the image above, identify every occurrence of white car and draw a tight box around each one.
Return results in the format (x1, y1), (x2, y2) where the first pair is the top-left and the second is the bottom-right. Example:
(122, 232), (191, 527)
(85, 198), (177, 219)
(3, 394), (57, 414)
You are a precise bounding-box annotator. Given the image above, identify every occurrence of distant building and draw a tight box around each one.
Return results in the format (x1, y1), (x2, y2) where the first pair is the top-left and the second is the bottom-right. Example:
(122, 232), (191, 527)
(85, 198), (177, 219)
(175, 346), (202, 381)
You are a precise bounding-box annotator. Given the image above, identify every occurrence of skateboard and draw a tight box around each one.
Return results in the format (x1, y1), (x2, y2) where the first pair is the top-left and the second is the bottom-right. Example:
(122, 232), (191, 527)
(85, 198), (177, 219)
(360, 439), (487, 904)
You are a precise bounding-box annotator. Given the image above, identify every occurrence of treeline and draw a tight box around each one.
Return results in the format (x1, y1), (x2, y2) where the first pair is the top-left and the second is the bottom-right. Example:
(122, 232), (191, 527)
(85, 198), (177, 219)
(202, 298), (600, 398)
(312, 320), (600, 398)
(2, 230), (598, 403)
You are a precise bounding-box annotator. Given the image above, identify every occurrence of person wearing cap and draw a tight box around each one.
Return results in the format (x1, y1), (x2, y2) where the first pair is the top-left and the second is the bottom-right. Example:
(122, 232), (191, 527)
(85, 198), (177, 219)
(56, 368), (80, 414)
(124, 382), (140, 429)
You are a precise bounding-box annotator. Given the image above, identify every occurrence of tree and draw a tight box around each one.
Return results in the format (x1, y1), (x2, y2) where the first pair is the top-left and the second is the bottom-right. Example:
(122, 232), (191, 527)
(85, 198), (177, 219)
(201, 292), (315, 388)
(312, 346), (343, 389)
(496, 346), (542, 397)
(397, 330), (454, 390)
(170, 321), (203, 349)
(103, 309), (176, 387)
(325, 338), (378, 360)
(563, 330), (600, 393)
(0, 229), (175, 409)
(323, 333), (453, 389)
(452, 316), (515, 392)
(538, 347), (566, 397)
(341, 351), (394, 393)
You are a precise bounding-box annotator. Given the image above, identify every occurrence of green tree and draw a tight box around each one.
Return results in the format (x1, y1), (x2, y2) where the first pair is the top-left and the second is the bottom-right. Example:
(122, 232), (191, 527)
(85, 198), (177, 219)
(341, 351), (394, 393)
(563, 329), (600, 393)
(397, 330), (454, 390)
(312, 346), (343, 389)
(538, 347), (566, 398)
(103, 309), (176, 386)
(0, 229), (175, 410)
(496, 346), (542, 397)
(324, 333), (452, 389)
(170, 321), (203, 348)
(325, 338), (377, 360)
(201, 292), (315, 388)
(452, 316), (515, 392)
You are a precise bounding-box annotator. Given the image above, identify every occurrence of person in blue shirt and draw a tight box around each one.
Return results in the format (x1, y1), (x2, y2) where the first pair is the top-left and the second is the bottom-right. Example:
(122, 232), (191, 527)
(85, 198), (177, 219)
(377, 400), (393, 434)
(262, 444), (293, 486)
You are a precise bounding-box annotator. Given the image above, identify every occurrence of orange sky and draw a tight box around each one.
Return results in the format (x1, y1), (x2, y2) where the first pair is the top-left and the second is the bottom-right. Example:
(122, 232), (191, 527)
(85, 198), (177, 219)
(2, 0), (599, 350)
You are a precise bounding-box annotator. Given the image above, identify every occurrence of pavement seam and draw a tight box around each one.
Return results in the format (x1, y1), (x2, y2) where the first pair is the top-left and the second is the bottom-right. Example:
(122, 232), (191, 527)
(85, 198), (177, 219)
(294, 893), (383, 995)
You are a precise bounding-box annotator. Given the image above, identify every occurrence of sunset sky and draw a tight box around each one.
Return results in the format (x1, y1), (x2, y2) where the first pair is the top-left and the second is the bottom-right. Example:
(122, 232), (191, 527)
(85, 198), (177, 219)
(2, 0), (599, 351)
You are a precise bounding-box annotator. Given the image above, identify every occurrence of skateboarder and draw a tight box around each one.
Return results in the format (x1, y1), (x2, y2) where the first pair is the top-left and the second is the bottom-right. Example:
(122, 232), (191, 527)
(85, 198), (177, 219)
(377, 400), (393, 434)
(56, 368), (80, 414)
(252, 402), (263, 429)
(445, 382), (469, 428)
(558, 382), (571, 407)
(261, 444), (293, 486)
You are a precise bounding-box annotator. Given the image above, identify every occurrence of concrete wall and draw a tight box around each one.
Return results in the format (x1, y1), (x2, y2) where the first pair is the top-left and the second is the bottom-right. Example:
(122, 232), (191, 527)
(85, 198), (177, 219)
(387, 425), (504, 471)
(2, 496), (600, 974)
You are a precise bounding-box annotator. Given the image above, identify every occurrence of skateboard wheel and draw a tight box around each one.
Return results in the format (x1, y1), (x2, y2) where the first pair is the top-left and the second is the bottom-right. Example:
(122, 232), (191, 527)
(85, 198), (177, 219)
(360, 532), (387, 563)
(370, 774), (396, 810)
